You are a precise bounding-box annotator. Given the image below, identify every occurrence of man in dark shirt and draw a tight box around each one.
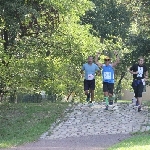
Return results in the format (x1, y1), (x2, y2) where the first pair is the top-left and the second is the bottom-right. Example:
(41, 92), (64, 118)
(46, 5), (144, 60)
(129, 56), (148, 112)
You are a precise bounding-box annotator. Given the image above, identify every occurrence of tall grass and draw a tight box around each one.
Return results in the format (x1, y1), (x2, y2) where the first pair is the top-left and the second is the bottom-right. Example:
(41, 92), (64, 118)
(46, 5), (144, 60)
(0, 102), (70, 148)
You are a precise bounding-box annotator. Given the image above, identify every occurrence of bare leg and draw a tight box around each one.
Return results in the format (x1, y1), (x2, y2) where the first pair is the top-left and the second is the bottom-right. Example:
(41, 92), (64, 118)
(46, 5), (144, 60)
(104, 92), (109, 97)
(134, 97), (138, 105)
(137, 97), (142, 106)
(104, 92), (109, 106)
(91, 90), (94, 102)
(108, 93), (113, 105)
(85, 90), (89, 95)
(109, 93), (113, 97)
(137, 97), (142, 112)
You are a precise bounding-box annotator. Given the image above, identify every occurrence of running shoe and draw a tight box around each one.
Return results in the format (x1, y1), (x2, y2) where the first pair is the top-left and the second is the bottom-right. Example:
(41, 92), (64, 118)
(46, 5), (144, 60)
(109, 100), (113, 105)
(105, 105), (108, 110)
(88, 101), (94, 107)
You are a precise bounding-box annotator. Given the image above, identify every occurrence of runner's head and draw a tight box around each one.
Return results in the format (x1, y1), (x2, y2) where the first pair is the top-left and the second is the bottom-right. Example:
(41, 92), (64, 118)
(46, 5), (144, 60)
(87, 56), (93, 64)
(104, 56), (110, 65)
(138, 56), (144, 66)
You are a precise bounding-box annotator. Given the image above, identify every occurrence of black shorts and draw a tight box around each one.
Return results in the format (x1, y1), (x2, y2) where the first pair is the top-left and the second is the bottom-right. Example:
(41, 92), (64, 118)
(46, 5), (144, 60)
(132, 80), (143, 97)
(103, 82), (114, 94)
(84, 79), (95, 91)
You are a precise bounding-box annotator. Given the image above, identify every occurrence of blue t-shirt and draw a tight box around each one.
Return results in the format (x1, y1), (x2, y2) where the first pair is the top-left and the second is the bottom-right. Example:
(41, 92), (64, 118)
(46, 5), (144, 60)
(82, 63), (100, 80)
(102, 64), (114, 83)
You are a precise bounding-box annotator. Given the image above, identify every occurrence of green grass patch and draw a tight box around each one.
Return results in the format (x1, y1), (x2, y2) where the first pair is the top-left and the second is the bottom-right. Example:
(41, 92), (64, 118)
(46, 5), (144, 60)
(0, 101), (70, 148)
(108, 133), (150, 150)
(116, 100), (131, 103)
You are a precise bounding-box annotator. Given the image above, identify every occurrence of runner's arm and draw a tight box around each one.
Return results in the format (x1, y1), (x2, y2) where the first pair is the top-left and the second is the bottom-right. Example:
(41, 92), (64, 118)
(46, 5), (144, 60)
(144, 71), (148, 81)
(81, 65), (85, 78)
(145, 71), (148, 78)
(97, 70), (101, 76)
(129, 65), (138, 74)
(95, 52), (103, 67)
(95, 64), (101, 76)
(111, 51), (120, 67)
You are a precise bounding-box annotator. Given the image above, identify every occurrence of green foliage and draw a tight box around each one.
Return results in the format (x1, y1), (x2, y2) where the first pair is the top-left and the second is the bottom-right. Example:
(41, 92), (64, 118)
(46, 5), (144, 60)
(81, 0), (131, 40)
(0, 0), (102, 101)
(0, 0), (150, 102)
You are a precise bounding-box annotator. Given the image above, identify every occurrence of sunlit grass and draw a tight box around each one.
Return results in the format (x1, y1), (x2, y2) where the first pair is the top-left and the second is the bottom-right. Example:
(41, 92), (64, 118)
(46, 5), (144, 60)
(117, 100), (131, 103)
(108, 133), (150, 150)
(0, 101), (70, 148)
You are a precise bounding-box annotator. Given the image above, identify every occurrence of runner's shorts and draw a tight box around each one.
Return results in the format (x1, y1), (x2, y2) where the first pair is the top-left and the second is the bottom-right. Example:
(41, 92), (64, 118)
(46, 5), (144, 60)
(132, 79), (143, 97)
(103, 82), (114, 95)
(84, 79), (95, 91)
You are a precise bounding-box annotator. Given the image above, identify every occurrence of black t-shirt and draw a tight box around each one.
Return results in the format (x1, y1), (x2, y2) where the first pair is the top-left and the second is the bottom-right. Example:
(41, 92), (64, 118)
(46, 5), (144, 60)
(130, 64), (148, 79)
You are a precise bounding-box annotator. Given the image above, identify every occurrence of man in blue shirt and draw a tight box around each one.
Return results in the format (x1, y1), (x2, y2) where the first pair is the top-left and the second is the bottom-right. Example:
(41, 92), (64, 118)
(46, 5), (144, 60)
(95, 52), (119, 110)
(81, 56), (100, 104)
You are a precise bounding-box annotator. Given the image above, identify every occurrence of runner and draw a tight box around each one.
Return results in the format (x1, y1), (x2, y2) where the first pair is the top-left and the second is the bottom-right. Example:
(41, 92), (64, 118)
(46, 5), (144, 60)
(129, 56), (148, 112)
(81, 56), (100, 105)
(95, 52), (119, 110)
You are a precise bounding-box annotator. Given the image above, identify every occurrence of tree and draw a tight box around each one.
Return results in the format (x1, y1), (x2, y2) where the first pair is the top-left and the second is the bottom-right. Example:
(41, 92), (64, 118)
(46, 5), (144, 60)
(0, 0), (102, 102)
(81, 0), (131, 41)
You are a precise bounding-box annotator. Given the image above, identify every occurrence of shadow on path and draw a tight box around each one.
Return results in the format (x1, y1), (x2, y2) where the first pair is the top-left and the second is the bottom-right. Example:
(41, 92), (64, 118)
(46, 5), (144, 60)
(2, 134), (131, 150)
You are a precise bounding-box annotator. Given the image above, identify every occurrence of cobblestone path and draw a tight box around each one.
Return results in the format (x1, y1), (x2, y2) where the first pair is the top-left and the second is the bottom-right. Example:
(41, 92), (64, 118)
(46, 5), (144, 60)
(41, 102), (150, 140)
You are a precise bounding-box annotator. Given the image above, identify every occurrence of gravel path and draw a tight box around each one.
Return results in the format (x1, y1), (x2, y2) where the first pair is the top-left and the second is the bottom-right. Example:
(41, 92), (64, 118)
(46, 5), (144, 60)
(2, 102), (150, 150)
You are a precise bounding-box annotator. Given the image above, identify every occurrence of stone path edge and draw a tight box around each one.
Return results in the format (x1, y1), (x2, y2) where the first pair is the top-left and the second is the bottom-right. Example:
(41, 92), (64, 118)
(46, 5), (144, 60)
(40, 102), (77, 139)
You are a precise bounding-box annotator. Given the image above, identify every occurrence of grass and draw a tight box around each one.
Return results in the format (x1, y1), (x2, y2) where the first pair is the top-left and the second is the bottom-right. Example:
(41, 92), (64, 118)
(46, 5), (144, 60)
(108, 133), (150, 150)
(108, 101), (150, 150)
(117, 100), (131, 103)
(0, 101), (70, 148)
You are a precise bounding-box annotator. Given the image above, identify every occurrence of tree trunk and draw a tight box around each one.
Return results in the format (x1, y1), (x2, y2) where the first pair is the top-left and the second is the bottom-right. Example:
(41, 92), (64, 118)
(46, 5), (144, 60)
(115, 72), (126, 102)
(3, 28), (8, 50)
